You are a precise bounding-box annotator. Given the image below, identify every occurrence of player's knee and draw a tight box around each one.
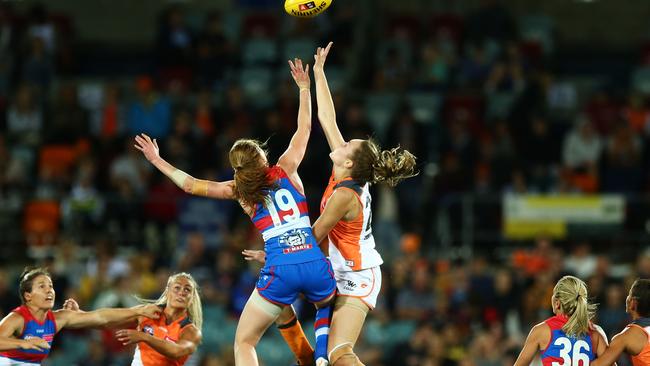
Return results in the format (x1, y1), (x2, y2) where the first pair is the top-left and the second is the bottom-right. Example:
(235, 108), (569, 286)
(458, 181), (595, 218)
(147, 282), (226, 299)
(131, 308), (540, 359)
(329, 344), (361, 366)
(331, 355), (361, 366)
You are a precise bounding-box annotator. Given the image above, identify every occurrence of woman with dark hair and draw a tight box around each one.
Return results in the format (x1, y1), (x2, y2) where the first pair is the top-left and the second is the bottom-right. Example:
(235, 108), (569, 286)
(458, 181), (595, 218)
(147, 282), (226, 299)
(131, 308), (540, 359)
(592, 278), (650, 366)
(0, 267), (161, 366)
(136, 59), (336, 366)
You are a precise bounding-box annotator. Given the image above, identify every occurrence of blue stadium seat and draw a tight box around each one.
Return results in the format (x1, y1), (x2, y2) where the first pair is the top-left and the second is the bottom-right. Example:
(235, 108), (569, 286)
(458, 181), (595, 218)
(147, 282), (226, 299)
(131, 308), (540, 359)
(365, 92), (400, 141)
(486, 92), (517, 120)
(406, 91), (443, 124)
(519, 15), (554, 54)
(242, 38), (278, 65)
(282, 38), (317, 64)
(239, 67), (275, 108)
(632, 66), (650, 94)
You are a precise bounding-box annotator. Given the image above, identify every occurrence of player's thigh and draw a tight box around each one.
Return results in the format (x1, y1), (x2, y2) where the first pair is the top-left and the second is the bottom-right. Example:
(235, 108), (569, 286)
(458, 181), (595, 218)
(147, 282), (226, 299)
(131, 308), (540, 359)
(327, 296), (369, 352)
(235, 289), (282, 346)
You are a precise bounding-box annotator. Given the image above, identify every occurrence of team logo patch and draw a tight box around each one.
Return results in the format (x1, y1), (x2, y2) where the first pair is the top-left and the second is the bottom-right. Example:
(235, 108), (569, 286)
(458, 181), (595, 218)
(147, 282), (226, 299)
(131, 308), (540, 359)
(143, 326), (154, 335)
(280, 229), (312, 253)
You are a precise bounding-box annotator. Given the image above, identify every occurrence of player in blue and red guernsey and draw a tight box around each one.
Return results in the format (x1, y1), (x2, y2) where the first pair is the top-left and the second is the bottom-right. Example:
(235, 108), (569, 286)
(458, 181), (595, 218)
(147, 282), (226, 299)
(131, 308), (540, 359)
(0, 267), (161, 366)
(136, 58), (335, 366)
(515, 275), (609, 366)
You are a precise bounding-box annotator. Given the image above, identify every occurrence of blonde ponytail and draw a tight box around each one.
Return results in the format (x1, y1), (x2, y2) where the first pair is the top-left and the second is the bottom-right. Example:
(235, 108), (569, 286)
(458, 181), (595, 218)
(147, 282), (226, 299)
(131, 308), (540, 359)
(553, 275), (597, 338)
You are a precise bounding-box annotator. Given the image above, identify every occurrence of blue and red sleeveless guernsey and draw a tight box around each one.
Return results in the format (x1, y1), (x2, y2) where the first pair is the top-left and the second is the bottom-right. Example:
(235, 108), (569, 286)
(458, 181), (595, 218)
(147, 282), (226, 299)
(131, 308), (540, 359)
(250, 165), (323, 266)
(541, 315), (596, 366)
(0, 305), (57, 365)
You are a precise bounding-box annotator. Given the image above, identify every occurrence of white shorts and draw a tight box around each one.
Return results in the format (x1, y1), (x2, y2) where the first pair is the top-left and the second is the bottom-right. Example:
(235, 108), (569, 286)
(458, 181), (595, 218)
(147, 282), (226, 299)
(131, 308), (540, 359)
(334, 266), (382, 309)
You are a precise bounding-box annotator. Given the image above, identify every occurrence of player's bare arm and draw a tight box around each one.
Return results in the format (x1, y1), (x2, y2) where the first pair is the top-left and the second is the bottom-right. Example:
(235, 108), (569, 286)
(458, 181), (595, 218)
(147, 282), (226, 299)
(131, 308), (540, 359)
(277, 58), (312, 187)
(312, 188), (357, 245)
(135, 133), (236, 199)
(54, 304), (161, 330)
(313, 42), (345, 151)
(116, 324), (202, 359)
(514, 322), (548, 366)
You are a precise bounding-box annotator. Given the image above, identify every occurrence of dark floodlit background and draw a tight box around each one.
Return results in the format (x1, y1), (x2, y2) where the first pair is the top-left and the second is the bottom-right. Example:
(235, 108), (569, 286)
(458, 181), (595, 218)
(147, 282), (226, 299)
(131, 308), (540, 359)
(1, 0), (650, 364)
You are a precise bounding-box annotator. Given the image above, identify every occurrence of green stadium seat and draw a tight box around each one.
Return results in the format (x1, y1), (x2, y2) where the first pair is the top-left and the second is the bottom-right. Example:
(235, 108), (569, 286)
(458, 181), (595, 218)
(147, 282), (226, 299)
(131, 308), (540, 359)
(406, 92), (443, 124)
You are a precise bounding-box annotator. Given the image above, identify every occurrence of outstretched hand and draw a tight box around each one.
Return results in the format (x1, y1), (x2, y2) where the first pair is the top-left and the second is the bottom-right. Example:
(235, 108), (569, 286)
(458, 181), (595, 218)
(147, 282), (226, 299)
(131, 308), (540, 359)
(313, 42), (333, 73)
(134, 133), (160, 162)
(115, 329), (143, 346)
(289, 58), (310, 90)
(62, 298), (80, 311)
(19, 338), (50, 352)
(135, 304), (162, 319)
(242, 249), (266, 264)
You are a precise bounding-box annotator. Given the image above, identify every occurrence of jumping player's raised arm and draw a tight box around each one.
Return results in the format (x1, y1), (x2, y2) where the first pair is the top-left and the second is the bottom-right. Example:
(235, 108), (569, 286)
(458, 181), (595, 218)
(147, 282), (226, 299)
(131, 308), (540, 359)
(277, 58), (312, 186)
(313, 42), (345, 152)
(116, 324), (201, 360)
(134, 133), (236, 200)
(54, 304), (161, 330)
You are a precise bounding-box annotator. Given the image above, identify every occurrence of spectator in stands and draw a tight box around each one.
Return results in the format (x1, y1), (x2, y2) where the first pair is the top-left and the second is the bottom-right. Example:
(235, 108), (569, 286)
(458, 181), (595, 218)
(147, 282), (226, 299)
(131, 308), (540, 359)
(155, 6), (194, 68)
(126, 76), (172, 139)
(47, 82), (88, 144)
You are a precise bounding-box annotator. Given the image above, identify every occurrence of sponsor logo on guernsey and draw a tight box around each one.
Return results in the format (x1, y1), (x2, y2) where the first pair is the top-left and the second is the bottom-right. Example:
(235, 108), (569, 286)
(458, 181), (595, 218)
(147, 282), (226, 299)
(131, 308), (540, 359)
(143, 326), (154, 335)
(280, 229), (312, 254)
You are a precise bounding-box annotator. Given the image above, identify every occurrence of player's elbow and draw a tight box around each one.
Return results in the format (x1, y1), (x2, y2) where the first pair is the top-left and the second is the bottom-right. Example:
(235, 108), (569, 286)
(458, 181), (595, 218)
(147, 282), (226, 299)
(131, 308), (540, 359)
(171, 345), (195, 359)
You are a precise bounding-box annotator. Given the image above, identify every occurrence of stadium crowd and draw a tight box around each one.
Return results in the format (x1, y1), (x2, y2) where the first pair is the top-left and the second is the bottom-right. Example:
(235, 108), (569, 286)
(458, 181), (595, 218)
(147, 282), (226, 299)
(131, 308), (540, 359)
(1, 0), (650, 364)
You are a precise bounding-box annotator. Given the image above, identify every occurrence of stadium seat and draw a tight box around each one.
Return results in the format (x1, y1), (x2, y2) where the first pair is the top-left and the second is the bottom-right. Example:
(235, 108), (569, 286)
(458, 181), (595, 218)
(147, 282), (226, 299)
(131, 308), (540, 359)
(365, 92), (400, 141)
(243, 13), (279, 38)
(631, 66), (650, 94)
(406, 91), (443, 124)
(519, 14), (554, 54)
(385, 14), (421, 40)
(431, 13), (464, 42)
(23, 200), (60, 247)
(239, 67), (275, 108)
(242, 38), (278, 65)
(282, 38), (316, 64)
(39, 144), (78, 179)
(485, 92), (516, 120)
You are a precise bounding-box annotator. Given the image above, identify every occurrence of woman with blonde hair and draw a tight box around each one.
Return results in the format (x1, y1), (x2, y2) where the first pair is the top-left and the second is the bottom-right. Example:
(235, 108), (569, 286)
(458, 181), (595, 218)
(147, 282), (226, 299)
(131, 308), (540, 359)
(115, 272), (202, 366)
(514, 275), (608, 365)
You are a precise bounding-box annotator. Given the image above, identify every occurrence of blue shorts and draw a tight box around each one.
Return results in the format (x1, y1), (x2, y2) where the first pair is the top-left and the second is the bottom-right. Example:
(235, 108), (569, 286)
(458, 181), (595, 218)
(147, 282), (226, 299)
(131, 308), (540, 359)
(256, 258), (336, 306)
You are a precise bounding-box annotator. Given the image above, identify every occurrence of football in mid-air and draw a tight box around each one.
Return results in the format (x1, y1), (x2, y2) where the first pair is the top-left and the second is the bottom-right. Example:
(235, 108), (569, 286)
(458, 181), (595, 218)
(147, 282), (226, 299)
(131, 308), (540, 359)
(284, 0), (333, 18)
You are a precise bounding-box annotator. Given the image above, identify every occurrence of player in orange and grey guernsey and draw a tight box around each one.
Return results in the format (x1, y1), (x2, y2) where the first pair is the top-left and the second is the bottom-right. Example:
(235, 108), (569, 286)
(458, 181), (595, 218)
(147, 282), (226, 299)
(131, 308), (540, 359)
(592, 279), (650, 366)
(114, 273), (202, 366)
(311, 42), (416, 366)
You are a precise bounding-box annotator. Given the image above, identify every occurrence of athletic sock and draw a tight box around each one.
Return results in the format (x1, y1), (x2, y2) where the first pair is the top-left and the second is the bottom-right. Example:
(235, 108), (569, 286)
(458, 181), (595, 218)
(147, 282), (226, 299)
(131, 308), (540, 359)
(278, 316), (314, 365)
(314, 304), (333, 363)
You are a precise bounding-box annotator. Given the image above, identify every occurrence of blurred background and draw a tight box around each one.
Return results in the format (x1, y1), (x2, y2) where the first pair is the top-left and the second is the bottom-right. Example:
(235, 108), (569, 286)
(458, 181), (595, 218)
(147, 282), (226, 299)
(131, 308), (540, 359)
(1, 0), (650, 364)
